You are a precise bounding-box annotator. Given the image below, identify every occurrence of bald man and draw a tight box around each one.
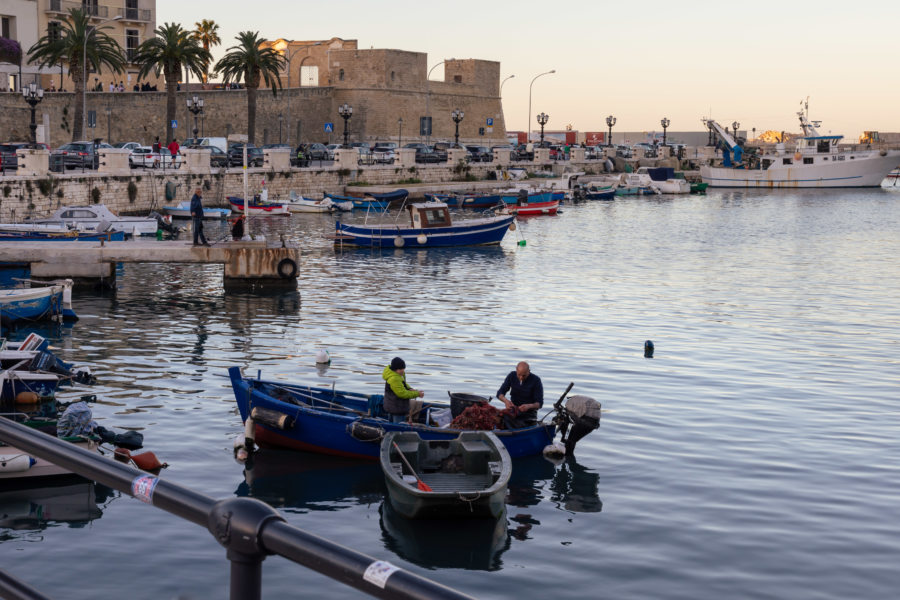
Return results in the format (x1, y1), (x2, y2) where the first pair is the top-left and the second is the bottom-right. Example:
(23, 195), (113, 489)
(496, 361), (544, 426)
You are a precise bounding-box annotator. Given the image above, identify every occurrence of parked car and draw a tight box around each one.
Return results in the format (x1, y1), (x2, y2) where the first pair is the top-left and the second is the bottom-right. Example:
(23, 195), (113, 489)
(227, 144), (263, 167)
(52, 141), (111, 169)
(0, 142), (30, 172)
(357, 147), (377, 165)
(370, 141), (397, 151)
(113, 142), (141, 151)
(186, 144), (228, 167)
(414, 147), (443, 163)
(465, 145), (492, 163)
(129, 146), (183, 169)
(512, 144), (534, 161)
(371, 145), (396, 164)
(325, 144), (342, 160)
(615, 144), (633, 158)
(302, 143), (329, 161)
(403, 142), (428, 151)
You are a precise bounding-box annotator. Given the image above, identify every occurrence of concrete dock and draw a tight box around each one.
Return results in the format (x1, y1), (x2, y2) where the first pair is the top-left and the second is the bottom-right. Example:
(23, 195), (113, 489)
(0, 239), (300, 291)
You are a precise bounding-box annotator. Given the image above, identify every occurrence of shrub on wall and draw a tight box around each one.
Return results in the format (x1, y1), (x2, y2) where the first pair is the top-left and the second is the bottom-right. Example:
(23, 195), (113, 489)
(2, 185), (10, 198)
(127, 181), (138, 203)
(91, 187), (101, 204)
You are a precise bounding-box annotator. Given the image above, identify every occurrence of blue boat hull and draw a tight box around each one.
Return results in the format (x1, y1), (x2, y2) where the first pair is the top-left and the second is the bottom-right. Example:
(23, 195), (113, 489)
(335, 214), (515, 248)
(0, 231), (125, 242)
(325, 194), (390, 210)
(0, 290), (63, 324)
(229, 367), (556, 459)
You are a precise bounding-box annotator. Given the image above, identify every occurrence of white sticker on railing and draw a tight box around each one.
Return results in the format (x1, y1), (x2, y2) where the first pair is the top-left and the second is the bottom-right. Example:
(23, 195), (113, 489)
(363, 560), (400, 589)
(131, 474), (160, 504)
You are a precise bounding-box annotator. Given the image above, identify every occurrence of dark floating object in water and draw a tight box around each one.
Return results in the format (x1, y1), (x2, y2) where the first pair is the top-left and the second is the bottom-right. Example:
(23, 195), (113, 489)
(644, 340), (654, 358)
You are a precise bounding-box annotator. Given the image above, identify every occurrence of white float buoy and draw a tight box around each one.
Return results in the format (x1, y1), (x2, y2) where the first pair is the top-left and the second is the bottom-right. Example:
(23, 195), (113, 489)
(394, 236), (405, 248)
(315, 349), (331, 364)
(416, 234), (427, 245)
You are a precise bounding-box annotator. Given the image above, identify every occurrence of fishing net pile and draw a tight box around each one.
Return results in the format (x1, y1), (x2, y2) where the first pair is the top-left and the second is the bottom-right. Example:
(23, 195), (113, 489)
(450, 403), (519, 430)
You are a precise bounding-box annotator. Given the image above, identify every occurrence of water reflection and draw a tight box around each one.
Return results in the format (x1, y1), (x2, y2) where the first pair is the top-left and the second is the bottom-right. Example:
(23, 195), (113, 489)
(234, 448), (384, 511)
(379, 501), (510, 571)
(0, 480), (115, 534)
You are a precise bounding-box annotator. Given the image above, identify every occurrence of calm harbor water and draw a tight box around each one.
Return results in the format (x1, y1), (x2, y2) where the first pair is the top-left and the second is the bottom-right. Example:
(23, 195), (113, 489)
(2, 187), (900, 599)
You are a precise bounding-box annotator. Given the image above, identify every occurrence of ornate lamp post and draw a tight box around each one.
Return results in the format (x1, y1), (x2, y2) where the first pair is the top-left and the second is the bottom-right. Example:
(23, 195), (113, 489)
(732, 121), (740, 142)
(23, 82), (45, 148)
(186, 95), (204, 140)
(527, 69), (555, 143)
(338, 103), (353, 148)
(660, 117), (670, 146)
(451, 108), (464, 146)
(537, 112), (549, 145)
(606, 115), (616, 146)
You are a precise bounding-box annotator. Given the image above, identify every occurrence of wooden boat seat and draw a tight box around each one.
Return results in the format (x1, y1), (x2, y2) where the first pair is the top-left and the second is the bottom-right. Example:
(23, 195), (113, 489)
(418, 472), (493, 492)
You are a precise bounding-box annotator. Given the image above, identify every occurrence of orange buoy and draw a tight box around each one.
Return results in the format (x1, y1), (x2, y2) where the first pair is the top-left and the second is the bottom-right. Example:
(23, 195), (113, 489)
(15, 391), (40, 404)
(114, 447), (167, 472)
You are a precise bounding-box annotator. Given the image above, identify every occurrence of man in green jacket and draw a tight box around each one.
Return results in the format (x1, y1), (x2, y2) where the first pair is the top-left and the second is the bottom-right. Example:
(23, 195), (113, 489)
(382, 357), (425, 423)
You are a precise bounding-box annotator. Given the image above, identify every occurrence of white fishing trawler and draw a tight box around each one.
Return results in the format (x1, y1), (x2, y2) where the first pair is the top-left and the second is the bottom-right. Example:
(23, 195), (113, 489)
(700, 103), (900, 188)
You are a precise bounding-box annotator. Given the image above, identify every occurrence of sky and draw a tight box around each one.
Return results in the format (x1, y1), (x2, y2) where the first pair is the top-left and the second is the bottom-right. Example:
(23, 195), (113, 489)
(158, 0), (900, 140)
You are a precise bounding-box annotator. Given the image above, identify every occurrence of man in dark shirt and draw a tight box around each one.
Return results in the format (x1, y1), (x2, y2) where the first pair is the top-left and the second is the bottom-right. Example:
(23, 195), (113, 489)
(496, 361), (543, 426)
(190, 187), (210, 246)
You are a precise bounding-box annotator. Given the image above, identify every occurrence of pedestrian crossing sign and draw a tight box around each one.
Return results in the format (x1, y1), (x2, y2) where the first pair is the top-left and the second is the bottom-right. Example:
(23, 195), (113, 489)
(324, 122), (334, 132)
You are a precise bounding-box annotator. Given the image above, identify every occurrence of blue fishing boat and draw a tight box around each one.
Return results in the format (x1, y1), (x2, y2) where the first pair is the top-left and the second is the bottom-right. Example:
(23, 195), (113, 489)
(0, 332), (95, 402)
(0, 280), (77, 325)
(334, 202), (514, 248)
(228, 367), (561, 459)
(0, 230), (125, 242)
(325, 189), (409, 210)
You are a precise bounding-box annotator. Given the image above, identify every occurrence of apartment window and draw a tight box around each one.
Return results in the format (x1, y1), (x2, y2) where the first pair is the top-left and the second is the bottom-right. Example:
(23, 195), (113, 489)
(453, 75), (462, 83)
(338, 68), (344, 81)
(803, 157), (814, 165)
(48, 21), (62, 42)
(126, 0), (139, 20)
(782, 158), (792, 165)
(50, 0), (62, 11)
(1, 17), (10, 39)
(126, 29), (139, 62)
(82, 0), (99, 16)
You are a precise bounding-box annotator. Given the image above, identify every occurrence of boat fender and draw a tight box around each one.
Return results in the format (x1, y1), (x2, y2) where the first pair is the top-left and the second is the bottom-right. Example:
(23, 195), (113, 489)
(542, 441), (566, 458)
(277, 258), (298, 279)
(15, 391), (40, 404)
(0, 454), (36, 473)
(250, 406), (295, 430)
(509, 221), (517, 231)
(416, 234), (427, 245)
(348, 420), (385, 443)
(315, 349), (331, 364)
(394, 236), (405, 248)
(243, 417), (256, 452)
(794, 152), (802, 161)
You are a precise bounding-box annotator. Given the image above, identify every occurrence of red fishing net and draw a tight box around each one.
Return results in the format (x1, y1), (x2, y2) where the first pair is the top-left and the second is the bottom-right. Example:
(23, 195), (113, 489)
(450, 403), (518, 430)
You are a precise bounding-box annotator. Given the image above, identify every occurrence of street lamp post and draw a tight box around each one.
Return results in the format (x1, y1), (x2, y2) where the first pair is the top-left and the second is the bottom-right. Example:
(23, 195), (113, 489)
(537, 112), (549, 145)
(451, 109), (464, 146)
(499, 74), (515, 97)
(338, 103), (353, 148)
(186, 95), (204, 139)
(398, 118), (402, 147)
(527, 70), (555, 143)
(23, 82), (45, 148)
(732, 121), (740, 142)
(660, 117), (670, 147)
(82, 15), (122, 140)
(606, 115), (616, 146)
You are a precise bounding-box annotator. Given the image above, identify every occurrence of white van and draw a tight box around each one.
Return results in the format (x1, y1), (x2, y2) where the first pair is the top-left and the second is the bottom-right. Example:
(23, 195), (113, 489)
(190, 137), (228, 153)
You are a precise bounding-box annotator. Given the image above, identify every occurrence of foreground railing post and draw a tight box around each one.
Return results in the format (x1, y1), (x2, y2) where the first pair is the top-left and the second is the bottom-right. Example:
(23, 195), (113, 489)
(209, 497), (286, 600)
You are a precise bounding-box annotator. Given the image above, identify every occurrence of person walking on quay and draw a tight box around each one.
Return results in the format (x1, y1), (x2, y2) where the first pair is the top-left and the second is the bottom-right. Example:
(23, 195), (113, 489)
(190, 187), (210, 247)
(168, 138), (180, 157)
(496, 361), (543, 428)
(382, 357), (425, 424)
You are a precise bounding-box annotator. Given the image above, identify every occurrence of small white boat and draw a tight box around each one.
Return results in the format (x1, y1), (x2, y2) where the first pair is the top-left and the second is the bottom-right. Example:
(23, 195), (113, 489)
(636, 167), (691, 194)
(286, 192), (350, 213)
(29, 204), (159, 235)
(163, 202), (231, 219)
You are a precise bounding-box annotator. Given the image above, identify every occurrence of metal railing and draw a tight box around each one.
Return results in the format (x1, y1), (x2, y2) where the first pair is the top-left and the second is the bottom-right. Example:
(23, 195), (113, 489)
(0, 418), (475, 600)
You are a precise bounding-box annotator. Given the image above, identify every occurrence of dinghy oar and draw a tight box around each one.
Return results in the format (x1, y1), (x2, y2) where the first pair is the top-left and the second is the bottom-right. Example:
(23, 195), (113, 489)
(392, 441), (432, 492)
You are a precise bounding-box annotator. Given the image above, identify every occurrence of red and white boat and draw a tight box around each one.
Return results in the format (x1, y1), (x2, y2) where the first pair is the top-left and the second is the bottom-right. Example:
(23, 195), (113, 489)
(227, 196), (290, 216)
(507, 199), (560, 216)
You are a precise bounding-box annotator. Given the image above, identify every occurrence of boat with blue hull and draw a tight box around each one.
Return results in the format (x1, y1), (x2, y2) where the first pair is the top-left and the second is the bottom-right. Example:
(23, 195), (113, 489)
(228, 367), (558, 459)
(0, 229), (125, 242)
(426, 190), (558, 209)
(334, 202), (515, 248)
(0, 280), (77, 325)
(325, 189), (409, 210)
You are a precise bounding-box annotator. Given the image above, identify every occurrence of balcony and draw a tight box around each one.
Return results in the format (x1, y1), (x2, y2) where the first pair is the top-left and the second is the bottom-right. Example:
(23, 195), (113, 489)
(117, 6), (154, 23)
(46, 1), (109, 19)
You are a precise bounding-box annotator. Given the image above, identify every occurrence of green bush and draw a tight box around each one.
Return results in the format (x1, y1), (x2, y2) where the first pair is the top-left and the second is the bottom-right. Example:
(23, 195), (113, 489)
(91, 187), (101, 204)
(127, 181), (138, 203)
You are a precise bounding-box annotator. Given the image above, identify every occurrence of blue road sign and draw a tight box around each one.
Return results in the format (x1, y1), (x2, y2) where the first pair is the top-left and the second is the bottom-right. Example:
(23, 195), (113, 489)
(324, 122), (334, 132)
(486, 118), (494, 126)
(171, 119), (177, 129)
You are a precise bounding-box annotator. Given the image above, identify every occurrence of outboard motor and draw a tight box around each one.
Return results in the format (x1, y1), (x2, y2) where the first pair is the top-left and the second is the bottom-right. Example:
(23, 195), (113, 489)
(150, 211), (181, 238)
(553, 395), (601, 455)
(517, 188), (529, 206)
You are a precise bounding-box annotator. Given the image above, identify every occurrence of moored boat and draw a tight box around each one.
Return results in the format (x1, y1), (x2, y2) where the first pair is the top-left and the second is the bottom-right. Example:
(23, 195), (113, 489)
(0, 280), (77, 325)
(325, 189), (409, 210)
(227, 196), (291, 216)
(334, 202), (515, 248)
(28, 204), (159, 235)
(701, 105), (900, 188)
(285, 192), (346, 213)
(163, 202), (231, 219)
(506, 199), (560, 216)
(380, 430), (511, 519)
(638, 167), (691, 194)
(228, 367), (570, 459)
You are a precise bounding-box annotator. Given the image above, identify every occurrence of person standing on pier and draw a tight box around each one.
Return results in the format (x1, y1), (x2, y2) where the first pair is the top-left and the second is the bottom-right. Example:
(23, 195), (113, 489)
(190, 187), (210, 247)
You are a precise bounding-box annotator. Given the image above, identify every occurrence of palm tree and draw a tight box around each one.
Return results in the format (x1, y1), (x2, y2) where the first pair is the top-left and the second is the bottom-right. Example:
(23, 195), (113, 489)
(214, 31), (283, 145)
(192, 19), (221, 84)
(132, 22), (210, 145)
(27, 8), (125, 141)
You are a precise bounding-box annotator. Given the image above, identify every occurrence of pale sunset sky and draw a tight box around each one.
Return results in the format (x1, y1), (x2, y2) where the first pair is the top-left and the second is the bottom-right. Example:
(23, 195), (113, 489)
(159, 0), (900, 139)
